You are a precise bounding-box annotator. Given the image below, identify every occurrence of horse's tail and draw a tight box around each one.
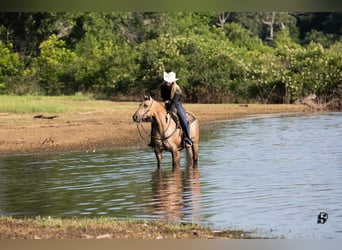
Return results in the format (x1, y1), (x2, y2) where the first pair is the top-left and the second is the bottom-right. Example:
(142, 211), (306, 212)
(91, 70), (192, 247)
(187, 115), (199, 168)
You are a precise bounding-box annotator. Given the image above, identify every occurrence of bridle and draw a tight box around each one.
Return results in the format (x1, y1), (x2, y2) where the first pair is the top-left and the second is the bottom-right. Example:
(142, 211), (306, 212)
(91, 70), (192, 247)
(138, 99), (154, 120)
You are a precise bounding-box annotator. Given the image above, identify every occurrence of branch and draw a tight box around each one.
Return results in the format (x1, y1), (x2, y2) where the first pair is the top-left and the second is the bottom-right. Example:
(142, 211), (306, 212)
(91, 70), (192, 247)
(216, 12), (231, 29)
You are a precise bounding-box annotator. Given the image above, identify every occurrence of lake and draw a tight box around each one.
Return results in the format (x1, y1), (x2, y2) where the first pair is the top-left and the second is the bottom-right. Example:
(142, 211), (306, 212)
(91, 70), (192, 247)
(0, 112), (341, 239)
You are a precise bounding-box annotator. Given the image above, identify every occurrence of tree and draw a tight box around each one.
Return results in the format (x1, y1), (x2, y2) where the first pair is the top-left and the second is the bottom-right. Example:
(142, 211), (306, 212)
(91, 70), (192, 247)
(137, 34), (187, 97)
(178, 32), (250, 103)
(296, 12), (342, 46)
(0, 11), (341, 104)
(0, 41), (21, 93)
(229, 12), (299, 43)
(216, 12), (231, 30)
(35, 34), (76, 95)
(304, 29), (336, 48)
(0, 12), (77, 58)
(73, 13), (138, 96)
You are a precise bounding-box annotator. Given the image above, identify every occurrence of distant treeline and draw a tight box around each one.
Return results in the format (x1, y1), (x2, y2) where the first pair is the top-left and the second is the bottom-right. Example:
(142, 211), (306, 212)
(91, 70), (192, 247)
(1, 12), (342, 104)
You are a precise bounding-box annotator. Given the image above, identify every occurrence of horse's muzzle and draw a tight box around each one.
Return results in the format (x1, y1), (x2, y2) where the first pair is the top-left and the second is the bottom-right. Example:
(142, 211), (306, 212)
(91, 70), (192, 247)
(132, 114), (141, 123)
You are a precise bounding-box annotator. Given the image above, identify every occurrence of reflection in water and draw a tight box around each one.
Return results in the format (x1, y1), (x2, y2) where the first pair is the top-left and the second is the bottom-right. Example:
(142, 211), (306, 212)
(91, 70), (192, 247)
(151, 167), (202, 222)
(0, 151), (203, 223)
(152, 168), (184, 220)
(184, 167), (202, 223)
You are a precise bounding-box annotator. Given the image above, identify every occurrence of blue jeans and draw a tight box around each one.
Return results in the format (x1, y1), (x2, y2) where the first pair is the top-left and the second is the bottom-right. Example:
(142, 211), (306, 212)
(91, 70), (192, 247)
(173, 101), (192, 143)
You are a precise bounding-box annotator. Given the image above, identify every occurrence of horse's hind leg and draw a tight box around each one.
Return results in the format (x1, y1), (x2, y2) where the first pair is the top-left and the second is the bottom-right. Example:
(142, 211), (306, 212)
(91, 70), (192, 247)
(191, 142), (199, 168)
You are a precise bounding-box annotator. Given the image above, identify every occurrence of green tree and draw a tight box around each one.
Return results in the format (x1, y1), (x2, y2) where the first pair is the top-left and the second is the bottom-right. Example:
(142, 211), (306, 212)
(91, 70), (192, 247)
(272, 27), (302, 103)
(162, 12), (214, 37)
(0, 12), (77, 57)
(296, 12), (342, 46)
(73, 13), (138, 96)
(229, 12), (299, 43)
(137, 34), (187, 97)
(0, 11), (341, 104)
(326, 41), (342, 100)
(0, 41), (21, 93)
(178, 32), (250, 103)
(304, 29), (336, 48)
(35, 34), (76, 95)
(278, 40), (342, 102)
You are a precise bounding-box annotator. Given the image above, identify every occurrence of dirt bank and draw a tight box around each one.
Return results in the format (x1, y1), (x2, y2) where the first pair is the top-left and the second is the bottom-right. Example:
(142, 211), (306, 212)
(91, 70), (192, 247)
(0, 101), (311, 155)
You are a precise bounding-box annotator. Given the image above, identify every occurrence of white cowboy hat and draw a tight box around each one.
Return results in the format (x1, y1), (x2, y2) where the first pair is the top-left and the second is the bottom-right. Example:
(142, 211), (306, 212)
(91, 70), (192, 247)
(163, 71), (179, 83)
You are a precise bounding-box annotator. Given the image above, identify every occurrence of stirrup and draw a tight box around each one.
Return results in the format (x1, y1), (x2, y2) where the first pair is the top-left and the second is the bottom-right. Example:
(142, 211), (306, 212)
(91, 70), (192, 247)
(184, 138), (192, 148)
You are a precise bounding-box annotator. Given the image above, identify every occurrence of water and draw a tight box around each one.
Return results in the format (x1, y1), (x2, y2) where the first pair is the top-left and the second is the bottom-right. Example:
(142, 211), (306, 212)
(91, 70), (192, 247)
(0, 113), (341, 239)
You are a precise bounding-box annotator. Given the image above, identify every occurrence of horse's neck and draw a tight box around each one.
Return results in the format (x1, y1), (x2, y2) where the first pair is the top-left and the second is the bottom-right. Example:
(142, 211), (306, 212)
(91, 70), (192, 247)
(152, 105), (173, 134)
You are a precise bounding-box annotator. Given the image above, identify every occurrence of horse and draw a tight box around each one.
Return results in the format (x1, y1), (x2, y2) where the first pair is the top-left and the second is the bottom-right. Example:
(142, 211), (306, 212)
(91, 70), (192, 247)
(132, 96), (199, 169)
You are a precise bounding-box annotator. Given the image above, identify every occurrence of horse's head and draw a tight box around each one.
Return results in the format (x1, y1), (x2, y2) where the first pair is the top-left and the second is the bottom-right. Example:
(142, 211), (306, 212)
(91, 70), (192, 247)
(132, 95), (155, 123)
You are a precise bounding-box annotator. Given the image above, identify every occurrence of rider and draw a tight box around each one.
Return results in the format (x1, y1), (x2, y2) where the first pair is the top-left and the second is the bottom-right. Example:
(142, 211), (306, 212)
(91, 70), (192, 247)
(148, 71), (193, 148)
(160, 71), (193, 148)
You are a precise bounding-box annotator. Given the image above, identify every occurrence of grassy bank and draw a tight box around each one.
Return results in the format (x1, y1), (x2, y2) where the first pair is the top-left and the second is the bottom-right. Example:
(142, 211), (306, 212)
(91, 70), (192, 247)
(0, 94), (94, 114)
(0, 217), (257, 239)
(0, 94), (310, 116)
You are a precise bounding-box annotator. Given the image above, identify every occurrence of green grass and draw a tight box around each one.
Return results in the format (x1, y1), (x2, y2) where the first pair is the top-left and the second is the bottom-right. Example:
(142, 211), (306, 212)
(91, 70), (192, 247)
(0, 94), (92, 114)
(0, 216), (257, 239)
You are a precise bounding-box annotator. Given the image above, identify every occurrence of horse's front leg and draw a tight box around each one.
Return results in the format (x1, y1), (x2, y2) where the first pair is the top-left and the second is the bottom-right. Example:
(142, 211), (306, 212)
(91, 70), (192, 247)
(171, 149), (181, 169)
(154, 149), (162, 169)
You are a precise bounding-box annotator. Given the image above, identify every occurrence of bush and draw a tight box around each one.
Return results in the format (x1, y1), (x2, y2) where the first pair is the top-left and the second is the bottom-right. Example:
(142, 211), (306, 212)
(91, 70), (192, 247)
(35, 34), (76, 95)
(0, 41), (21, 93)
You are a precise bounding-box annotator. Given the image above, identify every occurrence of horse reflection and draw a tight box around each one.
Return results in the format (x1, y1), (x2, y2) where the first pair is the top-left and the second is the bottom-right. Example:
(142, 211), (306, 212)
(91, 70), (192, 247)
(183, 166), (201, 222)
(151, 166), (202, 222)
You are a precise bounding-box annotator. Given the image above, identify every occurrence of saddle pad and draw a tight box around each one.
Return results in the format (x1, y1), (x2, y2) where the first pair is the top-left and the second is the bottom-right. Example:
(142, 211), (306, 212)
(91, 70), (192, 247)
(186, 111), (197, 124)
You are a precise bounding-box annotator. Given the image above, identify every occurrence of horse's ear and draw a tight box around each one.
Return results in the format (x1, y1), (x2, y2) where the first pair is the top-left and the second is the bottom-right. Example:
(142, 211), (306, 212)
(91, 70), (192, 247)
(144, 95), (152, 101)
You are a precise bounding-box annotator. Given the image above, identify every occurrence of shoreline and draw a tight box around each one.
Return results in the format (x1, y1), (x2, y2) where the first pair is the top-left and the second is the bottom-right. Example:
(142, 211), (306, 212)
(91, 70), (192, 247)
(0, 102), (314, 156)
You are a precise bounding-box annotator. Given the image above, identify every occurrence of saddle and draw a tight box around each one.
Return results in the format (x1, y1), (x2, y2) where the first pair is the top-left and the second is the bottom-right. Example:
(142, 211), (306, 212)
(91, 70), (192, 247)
(169, 112), (180, 127)
(148, 108), (196, 150)
(171, 111), (196, 150)
(169, 111), (196, 129)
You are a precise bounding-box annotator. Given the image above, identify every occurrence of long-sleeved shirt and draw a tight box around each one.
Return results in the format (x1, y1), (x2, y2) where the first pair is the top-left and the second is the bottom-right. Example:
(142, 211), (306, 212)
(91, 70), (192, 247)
(160, 83), (180, 112)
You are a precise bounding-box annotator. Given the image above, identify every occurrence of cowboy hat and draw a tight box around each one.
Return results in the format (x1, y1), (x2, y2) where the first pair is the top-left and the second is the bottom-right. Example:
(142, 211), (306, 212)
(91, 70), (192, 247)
(163, 71), (179, 83)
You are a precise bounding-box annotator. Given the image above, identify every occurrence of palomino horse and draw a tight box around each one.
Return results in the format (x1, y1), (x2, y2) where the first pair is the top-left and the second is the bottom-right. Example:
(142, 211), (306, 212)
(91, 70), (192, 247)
(132, 96), (199, 169)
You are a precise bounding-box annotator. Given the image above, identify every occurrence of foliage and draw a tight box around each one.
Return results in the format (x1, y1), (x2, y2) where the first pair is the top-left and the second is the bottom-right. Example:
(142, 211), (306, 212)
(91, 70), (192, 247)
(72, 13), (139, 97)
(0, 12), (341, 104)
(0, 41), (21, 93)
(35, 34), (76, 95)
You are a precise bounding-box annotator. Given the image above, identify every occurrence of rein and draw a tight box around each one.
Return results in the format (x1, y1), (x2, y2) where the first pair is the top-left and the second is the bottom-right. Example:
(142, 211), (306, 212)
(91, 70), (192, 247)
(136, 101), (179, 143)
(151, 113), (178, 141)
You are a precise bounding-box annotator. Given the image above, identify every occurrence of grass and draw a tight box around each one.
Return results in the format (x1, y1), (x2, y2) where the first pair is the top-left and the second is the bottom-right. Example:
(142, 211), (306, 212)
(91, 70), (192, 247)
(0, 94), (311, 115)
(0, 95), (74, 114)
(0, 94), (140, 114)
(0, 216), (256, 239)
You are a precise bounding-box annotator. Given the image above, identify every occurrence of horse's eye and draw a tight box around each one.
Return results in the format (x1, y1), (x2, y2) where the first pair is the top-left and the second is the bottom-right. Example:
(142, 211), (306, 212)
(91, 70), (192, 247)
(143, 104), (148, 108)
